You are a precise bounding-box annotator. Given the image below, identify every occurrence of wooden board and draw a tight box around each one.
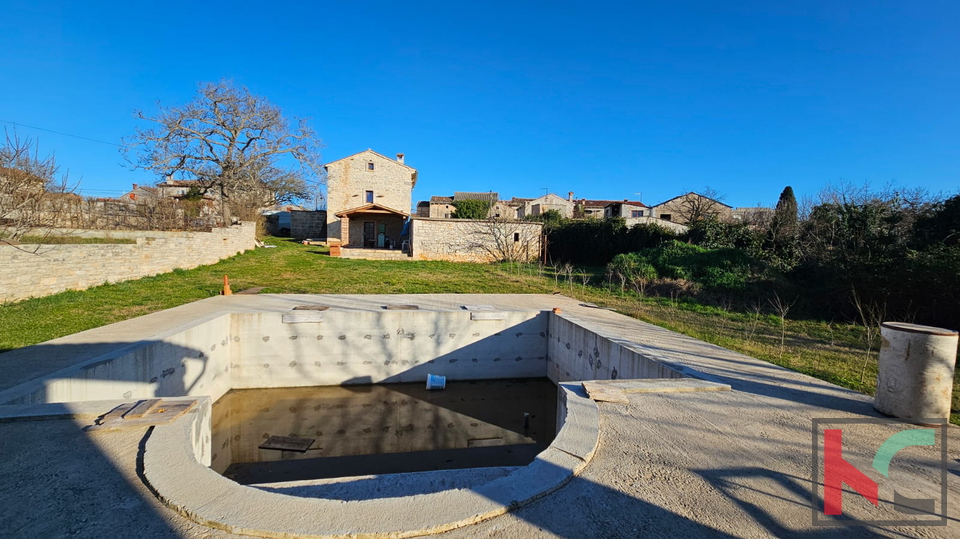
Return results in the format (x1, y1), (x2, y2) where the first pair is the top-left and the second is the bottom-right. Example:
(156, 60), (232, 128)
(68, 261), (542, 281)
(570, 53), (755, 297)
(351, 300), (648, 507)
(259, 435), (315, 452)
(293, 305), (330, 311)
(582, 382), (629, 404)
(384, 304), (419, 310)
(123, 399), (161, 420)
(89, 399), (197, 431)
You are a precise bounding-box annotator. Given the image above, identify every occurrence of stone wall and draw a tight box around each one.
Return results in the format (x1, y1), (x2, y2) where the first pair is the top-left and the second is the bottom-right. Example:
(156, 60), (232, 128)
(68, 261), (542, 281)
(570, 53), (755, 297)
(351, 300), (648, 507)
(0, 223), (256, 303)
(324, 150), (416, 240)
(290, 210), (327, 239)
(410, 218), (542, 262)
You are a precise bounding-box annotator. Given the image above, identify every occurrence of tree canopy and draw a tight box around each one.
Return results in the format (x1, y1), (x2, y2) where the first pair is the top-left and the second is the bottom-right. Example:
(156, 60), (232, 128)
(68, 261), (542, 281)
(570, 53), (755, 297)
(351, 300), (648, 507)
(123, 81), (323, 223)
(451, 199), (491, 219)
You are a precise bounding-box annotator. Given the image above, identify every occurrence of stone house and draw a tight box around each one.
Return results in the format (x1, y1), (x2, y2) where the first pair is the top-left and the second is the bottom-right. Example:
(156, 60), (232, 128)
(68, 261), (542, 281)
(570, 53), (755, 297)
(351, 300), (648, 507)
(418, 192), (512, 219)
(573, 198), (626, 219)
(603, 200), (649, 219)
(651, 192), (733, 224)
(324, 149), (417, 249)
(514, 193), (575, 219)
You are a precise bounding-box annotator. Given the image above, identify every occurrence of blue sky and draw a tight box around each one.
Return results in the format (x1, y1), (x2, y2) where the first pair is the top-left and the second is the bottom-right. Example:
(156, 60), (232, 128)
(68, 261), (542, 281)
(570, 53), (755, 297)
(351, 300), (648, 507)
(1, 1), (957, 208)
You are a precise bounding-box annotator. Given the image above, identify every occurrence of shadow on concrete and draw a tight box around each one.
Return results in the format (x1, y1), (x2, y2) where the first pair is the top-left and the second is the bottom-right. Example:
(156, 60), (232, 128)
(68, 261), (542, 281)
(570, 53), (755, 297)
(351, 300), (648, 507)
(0, 341), (215, 404)
(0, 418), (182, 538)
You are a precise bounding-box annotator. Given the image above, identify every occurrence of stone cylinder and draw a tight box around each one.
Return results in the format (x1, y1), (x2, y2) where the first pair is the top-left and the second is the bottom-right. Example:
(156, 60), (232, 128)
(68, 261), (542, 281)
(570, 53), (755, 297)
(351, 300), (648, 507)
(874, 322), (958, 419)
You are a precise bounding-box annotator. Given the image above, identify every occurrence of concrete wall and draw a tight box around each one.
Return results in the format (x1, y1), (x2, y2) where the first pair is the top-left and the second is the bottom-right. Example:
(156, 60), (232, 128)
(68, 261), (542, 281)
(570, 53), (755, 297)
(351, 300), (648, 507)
(0, 309), (686, 408)
(325, 150), (416, 240)
(228, 310), (548, 388)
(547, 314), (685, 383)
(0, 223), (256, 303)
(410, 218), (543, 262)
(290, 211), (327, 239)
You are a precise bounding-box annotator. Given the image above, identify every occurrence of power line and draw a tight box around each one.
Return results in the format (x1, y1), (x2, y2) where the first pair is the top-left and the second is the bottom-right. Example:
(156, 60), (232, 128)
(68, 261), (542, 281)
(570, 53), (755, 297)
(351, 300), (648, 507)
(0, 119), (122, 148)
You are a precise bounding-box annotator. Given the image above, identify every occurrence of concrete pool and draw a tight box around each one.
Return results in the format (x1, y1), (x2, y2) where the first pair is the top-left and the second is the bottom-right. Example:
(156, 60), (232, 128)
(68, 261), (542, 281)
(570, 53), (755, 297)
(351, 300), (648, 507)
(0, 294), (729, 537)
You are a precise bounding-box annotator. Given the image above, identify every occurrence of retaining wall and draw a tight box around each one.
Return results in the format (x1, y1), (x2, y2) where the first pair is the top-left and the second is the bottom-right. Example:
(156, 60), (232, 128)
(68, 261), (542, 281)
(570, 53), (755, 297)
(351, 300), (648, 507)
(0, 223), (256, 303)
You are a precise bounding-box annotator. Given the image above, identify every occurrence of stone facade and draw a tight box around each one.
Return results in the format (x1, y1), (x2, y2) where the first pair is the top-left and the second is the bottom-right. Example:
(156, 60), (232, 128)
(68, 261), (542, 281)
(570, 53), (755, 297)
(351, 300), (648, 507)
(651, 192), (733, 224)
(0, 223), (256, 303)
(289, 210), (327, 239)
(324, 150), (416, 241)
(519, 193), (574, 218)
(410, 217), (542, 263)
(604, 201), (648, 219)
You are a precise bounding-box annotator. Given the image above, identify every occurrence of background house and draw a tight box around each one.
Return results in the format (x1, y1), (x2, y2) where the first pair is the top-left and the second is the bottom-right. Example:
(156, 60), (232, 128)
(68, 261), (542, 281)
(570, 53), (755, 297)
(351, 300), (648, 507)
(651, 192), (733, 224)
(324, 149), (416, 248)
(603, 200), (648, 219)
(515, 193), (574, 218)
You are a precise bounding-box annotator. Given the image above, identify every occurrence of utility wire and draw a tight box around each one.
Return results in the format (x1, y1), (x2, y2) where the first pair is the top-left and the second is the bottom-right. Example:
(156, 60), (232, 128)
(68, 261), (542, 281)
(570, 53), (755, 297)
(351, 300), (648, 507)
(0, 119), (122, 148)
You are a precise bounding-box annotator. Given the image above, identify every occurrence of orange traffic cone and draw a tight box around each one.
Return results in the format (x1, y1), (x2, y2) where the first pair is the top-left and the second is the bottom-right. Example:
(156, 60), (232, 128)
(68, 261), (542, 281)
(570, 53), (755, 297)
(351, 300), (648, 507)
(222, 275), (233, 295)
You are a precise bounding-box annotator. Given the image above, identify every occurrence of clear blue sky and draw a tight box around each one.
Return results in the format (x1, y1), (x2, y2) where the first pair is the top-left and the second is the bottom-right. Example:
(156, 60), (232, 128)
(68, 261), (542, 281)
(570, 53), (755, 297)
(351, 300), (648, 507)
(1, 1), (957, 208)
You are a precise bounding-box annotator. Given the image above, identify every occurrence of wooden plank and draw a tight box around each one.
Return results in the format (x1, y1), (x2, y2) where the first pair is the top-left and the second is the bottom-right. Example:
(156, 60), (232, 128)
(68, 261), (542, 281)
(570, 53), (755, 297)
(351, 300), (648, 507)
(123, 399), (161, 420)
(468, 437), (505, 447)
(88, 400), (197, 431)
(259, 435), (315, 452)
(293, 305), (330, 311)
(582, 382), (629, 404)
(383, 304), (419, 310)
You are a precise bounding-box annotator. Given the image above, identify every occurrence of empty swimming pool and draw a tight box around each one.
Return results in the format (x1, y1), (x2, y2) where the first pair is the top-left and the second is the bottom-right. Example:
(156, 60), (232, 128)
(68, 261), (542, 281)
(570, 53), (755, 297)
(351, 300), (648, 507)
(212, 378), (558, 484)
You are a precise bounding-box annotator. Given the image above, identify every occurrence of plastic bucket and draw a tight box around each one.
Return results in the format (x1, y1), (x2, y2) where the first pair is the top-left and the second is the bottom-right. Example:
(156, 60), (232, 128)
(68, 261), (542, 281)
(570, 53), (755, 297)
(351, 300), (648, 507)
(426, 374), (446, 390)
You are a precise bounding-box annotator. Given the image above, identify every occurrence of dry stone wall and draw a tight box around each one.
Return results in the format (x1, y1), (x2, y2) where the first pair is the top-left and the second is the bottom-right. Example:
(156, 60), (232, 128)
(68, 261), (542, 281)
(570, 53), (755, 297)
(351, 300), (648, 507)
(410, 218), (542, 262)
(0, 223), (256, 303)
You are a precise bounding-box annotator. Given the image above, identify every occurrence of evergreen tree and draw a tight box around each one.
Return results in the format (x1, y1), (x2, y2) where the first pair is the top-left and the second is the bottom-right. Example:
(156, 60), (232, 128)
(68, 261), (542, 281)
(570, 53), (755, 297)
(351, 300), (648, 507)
(771, 186), (798, 241)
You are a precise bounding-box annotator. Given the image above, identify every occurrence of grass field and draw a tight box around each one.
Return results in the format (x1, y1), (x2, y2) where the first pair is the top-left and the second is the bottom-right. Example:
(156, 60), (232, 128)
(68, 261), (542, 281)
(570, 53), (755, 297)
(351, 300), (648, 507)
(1, 236), (956, 423)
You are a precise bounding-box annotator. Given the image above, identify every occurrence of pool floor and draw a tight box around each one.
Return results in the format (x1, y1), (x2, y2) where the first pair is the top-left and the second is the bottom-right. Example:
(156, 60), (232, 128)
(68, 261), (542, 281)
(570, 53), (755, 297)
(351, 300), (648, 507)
(212, 378), (557, 484)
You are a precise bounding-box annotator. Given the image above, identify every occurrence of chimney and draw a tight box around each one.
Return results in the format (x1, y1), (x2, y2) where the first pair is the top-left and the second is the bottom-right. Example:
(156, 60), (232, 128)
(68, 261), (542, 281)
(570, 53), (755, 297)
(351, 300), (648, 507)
(396, 153), (405, 164)
(568, 191), (574, 202)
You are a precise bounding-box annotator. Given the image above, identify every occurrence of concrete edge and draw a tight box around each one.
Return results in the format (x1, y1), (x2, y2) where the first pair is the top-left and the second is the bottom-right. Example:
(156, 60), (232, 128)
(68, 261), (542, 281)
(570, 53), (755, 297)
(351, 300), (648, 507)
(0, 310), (231, 405)
(142, 385), (600, 538)
(0, 396), (204, 424)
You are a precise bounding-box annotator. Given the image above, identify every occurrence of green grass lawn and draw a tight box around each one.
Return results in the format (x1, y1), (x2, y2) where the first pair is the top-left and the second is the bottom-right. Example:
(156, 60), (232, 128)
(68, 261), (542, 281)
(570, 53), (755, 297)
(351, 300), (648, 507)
(1, 236), (956, 423)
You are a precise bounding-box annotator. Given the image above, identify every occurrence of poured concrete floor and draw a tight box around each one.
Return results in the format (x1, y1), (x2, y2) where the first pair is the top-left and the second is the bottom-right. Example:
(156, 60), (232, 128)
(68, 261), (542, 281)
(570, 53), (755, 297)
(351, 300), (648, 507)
(1, 294), (959, 538)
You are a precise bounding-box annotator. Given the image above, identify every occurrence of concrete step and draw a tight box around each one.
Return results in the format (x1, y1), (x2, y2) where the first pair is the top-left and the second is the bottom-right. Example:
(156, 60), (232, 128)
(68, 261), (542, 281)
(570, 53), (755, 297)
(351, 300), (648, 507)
(340, 249), (412, 261)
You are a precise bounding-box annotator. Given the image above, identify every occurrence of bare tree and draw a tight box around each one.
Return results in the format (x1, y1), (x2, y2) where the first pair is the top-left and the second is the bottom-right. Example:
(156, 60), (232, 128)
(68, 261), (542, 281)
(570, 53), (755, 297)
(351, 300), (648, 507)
(0, 130), (74, 249)
(767, 292), (796, 358)
(851, 286), (886, 384)
(674, 187), (727, 223)
(123, 80), (323, 224)
(455, 217), (542, 263)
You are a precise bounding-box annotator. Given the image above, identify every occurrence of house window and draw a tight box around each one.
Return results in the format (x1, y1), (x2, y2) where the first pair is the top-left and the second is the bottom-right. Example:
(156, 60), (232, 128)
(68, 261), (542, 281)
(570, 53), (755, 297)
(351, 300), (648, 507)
(365, 190), (374, 203)
(514, 232), (520, 242)
(660, 214), (672, 221)
(631, 210), (644, 218)
(367, 162), (375, 171)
